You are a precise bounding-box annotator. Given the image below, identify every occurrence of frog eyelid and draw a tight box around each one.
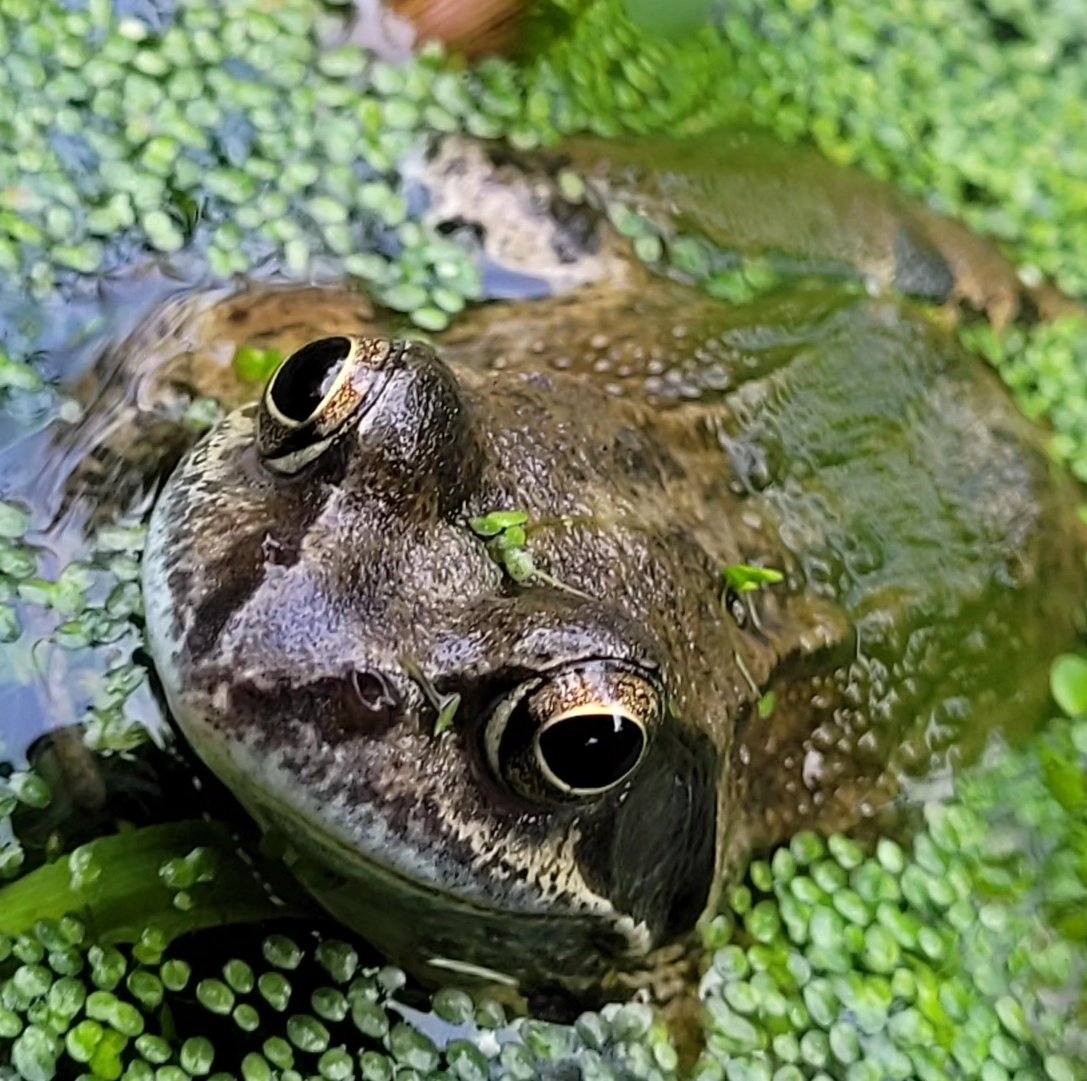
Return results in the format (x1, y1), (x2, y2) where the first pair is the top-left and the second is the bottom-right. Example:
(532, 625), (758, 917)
(259, 432), (337, 476)
(482, 675), (542, 777)
(492, 652), (662, 685)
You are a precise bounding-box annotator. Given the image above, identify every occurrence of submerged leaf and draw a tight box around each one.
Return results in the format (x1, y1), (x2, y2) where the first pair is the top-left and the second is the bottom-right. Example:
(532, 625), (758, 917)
(1051, 653), (1087, 718)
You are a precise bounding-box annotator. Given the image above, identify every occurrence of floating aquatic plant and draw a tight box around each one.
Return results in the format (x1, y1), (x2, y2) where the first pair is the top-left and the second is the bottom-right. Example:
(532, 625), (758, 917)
(470, 510), (587, 597)
(720, 567), (785, 595)
(3, 661), (1087, 1077)
(3, 1), (1087, 1078)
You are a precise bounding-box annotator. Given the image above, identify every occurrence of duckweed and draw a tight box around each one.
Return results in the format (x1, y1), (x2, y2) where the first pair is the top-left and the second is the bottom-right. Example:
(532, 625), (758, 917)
(257, 970), (292, 1013)
(1, 0), (492, 326)
(2, 669), (1086, 1079)
(527, 0), (1087, 297)
(316, 941), (359, 986)
(0, 513), (156, 758)
(470, 509), (589, 597)
(960, 316), (1087, 484)
(693, 696), (1087, 1078)
(531, 0), (1087, 477)
(722, 565), (786, 595)
(3, 0), (1087, 1079)
(232, 345), (285, 385)
(0, 768), (50, 883)
(3, 0), (1087, 465)
(223, 959), (256, 995)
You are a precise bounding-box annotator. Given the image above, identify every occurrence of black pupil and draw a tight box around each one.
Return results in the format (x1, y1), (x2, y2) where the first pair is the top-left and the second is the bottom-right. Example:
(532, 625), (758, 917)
(269, 336), (350, 423)
(537, 711), (645, 791)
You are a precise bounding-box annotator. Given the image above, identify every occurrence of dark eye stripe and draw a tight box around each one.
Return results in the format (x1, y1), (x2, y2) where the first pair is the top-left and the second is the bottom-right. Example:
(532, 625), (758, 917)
(228, 673), (400, 743)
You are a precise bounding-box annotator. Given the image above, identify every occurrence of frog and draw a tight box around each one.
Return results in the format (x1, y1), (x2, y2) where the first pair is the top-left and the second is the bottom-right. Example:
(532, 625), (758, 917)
(128, 130), (1086, 1005)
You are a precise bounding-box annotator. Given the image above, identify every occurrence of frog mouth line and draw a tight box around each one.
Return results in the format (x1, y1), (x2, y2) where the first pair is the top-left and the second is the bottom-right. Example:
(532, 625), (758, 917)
(206, 734), (652, 971)
(281, 790), (630, 928)
(252, 786), (650, 987)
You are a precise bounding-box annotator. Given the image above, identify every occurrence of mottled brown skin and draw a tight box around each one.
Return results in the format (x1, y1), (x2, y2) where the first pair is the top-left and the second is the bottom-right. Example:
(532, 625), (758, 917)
(137, 134), (1087, 1002)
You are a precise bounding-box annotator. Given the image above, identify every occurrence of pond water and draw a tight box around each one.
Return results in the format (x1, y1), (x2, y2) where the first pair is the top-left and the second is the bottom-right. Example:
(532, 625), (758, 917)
(2, 2), (1087, 1081)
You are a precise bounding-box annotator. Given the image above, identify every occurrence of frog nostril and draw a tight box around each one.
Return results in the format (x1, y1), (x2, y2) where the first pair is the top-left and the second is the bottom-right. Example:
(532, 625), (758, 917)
(350, 670), (400, 729)
(268, 336), (352, 424)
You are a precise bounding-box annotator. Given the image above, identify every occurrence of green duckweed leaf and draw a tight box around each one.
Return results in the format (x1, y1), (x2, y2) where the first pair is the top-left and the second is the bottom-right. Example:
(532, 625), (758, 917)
(433, 692), (461, 737)
(1051, 653), (1087, 717)
(469, 511), (528, 537)
(233, 345), (284, 384)
(722, 564), (785, 593)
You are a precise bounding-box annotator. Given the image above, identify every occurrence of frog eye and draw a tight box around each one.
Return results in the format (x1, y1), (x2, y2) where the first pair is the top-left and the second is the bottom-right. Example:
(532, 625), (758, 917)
(257, 335), (393, 474)
(485, 663), (658, 803)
